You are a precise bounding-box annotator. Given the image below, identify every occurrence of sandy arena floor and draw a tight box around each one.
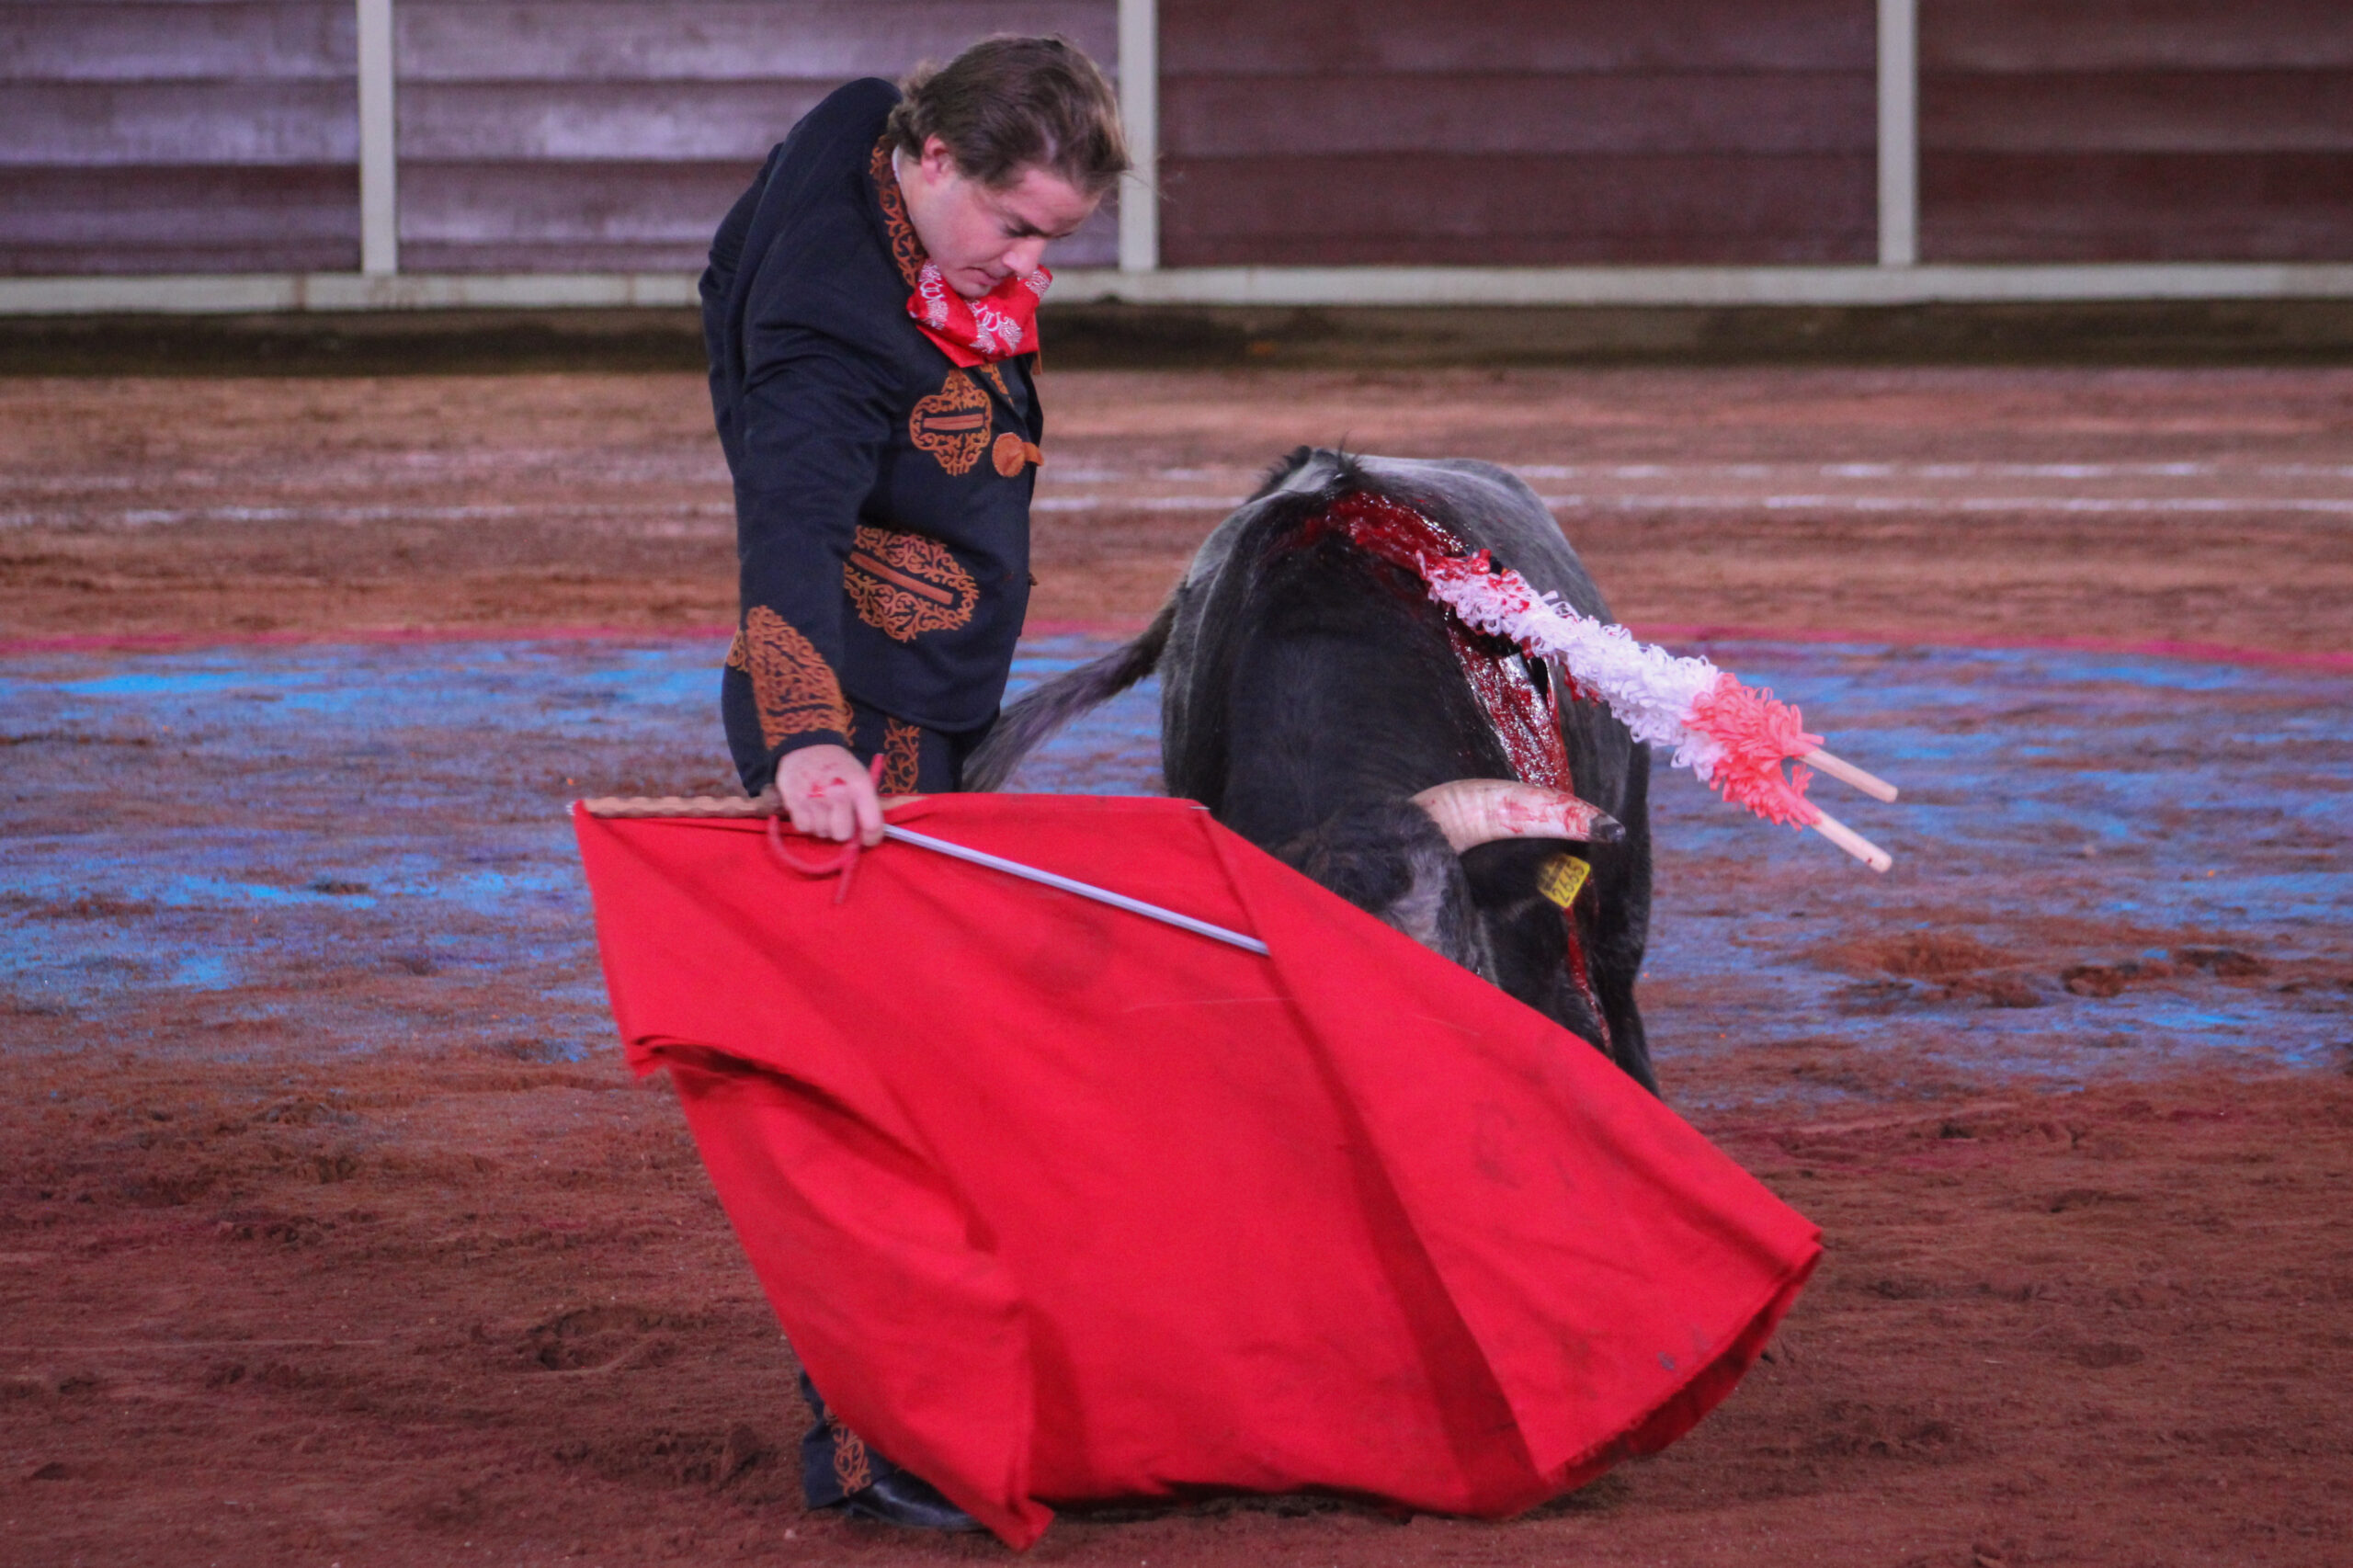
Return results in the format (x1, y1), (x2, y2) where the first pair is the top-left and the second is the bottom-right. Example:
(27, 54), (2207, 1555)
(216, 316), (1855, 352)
(2, 366), (2350, 1567)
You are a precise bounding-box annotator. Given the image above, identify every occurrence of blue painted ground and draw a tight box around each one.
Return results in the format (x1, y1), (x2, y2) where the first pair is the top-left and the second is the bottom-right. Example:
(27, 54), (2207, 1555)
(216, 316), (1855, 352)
(2, 634), (2346, 1108)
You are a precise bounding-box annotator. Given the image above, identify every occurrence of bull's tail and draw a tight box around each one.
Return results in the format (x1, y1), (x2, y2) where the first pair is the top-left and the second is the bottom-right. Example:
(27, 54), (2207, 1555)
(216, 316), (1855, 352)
(964, 596), (1177, 791)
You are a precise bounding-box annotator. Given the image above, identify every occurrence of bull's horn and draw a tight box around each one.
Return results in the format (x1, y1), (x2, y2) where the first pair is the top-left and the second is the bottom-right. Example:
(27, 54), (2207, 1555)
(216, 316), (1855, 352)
(1411, 779), (1625, 853)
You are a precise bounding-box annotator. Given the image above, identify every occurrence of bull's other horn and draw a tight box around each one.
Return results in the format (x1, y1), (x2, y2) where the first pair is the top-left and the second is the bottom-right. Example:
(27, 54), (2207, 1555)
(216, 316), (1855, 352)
(1411, 779), (1624, 853)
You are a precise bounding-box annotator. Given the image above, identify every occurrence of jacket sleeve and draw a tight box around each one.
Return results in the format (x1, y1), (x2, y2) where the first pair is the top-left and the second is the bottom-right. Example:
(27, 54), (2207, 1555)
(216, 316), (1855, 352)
(729, 308), (898, 769)
(699, 160), (768, 474)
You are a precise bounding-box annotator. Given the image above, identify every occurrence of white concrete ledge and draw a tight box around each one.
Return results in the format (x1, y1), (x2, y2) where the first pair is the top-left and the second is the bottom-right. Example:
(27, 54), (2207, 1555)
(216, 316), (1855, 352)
(0, 272), (701, 316)
(1048, 264), (2353, 308)
(4, 265), (2353, 319)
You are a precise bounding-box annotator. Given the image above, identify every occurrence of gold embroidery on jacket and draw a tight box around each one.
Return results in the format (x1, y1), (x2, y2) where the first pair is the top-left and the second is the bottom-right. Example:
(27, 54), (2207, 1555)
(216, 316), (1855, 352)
(724, 631), (747, 670)
(976, 362), (1009, 398)
(880, 717), (923, 795)
(845, 525), (979, 642)
(909, 369), (992, 475)
(741, 606), (850, 747)
(870, 138), (925, 289)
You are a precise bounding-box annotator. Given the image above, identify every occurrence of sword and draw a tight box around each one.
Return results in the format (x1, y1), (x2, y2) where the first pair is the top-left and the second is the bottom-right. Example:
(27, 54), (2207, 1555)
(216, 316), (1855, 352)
(576, 795), (1270, 957)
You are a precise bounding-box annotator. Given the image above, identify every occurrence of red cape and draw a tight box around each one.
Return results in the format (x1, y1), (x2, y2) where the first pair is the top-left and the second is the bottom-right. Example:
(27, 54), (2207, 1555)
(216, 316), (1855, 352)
(574, 795), (1818, 1547)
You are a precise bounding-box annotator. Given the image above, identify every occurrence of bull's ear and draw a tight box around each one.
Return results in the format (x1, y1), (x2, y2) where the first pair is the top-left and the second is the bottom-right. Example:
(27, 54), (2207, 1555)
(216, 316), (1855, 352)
(1411, 779), (1622, 854)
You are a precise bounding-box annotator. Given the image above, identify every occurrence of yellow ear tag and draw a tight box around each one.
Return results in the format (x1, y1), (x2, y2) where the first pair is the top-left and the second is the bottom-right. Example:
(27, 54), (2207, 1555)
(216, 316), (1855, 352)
(1536, 854), (1590, 909)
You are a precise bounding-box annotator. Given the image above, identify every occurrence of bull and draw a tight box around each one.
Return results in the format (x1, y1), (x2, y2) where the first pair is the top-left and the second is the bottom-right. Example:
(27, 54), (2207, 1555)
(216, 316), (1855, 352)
(970, 448), (1657, 1092)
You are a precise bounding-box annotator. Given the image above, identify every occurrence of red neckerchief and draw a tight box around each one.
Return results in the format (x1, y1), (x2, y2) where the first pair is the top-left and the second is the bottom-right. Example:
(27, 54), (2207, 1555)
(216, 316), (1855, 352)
(907, 261), (1051, 368)
(871, 138), (1049, 368)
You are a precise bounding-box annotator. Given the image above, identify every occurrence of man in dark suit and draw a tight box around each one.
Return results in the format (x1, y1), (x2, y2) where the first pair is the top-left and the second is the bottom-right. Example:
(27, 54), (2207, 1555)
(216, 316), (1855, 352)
(698, 36), (1127, 1530)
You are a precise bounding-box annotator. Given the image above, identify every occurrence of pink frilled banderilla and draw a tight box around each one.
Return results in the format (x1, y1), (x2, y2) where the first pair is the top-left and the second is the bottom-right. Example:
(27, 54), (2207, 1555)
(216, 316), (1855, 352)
(1321, 492), (1895, 870)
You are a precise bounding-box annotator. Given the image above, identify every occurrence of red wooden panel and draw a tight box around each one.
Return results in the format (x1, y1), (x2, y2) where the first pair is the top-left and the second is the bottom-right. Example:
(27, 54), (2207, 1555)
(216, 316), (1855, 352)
(397, 80), (835, 161)
(395, 1), (1117, 84)
(1921, 0), (2353, 73)
(1923, 72), (2353, 154)
(1165, 72), (1872, 157)
(1922, 152), (2353, 261)
(1161, 0), (1873, 75)
(0, 80), (358, 166)
(0, 165), (358, 274)
(0, 2), (352, 83)
(1159, 153), (1875, 267)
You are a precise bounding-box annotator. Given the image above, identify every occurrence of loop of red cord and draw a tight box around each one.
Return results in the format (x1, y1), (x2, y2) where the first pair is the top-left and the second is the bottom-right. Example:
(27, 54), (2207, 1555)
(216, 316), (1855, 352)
(766, 755), (886, 904)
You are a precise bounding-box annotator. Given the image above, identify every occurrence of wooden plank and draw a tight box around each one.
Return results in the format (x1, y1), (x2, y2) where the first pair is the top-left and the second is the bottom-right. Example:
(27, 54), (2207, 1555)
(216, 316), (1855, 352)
(1921, 152), (2353, 261)
(1923, 72), (2353, 154)
(1165, 71), (1872, 157)
(396, 80), (836, 161)
(0, 2), (352, 83)
(1158, 153), (1874, 266)
(1921, 0), (2353, 73)
(0, 165), (358, 274)
(397, 161), (758, 247)
(0, 81), (358, 166)
(397, 159), (1121, 270)
(393, 238), (719, 273)
(1161, 0), (1873, 75)
(1157, 227), (1872, 267)
(394, 1), (1118, 83)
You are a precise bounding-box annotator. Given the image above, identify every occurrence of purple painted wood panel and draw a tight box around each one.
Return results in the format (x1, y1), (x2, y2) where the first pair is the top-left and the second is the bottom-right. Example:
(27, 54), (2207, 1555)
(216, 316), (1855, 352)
(0, 165), (359, 274)
(0, 2), (354, 83)
(1159, 0), (1877, 266)
(1163, 153), (1876, 266)
(1, 0), (1120, 277)
(1921, 0), (2353, 73)
(1161, 0), (1874, 74)
(392, 1), (1116, 81)
(1919, 1), (2353, 259)
(392, 0), (1120, 273)
(1166, 73), (1872, 157)
(0, 0), (357, 273)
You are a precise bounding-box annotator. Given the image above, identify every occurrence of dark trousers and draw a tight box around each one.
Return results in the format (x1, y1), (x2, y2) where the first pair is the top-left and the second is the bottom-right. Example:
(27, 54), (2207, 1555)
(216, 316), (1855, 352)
(798, 1370), (904, 1507)
(796, 699), (983, 1507)
(843, 696), (987, 795)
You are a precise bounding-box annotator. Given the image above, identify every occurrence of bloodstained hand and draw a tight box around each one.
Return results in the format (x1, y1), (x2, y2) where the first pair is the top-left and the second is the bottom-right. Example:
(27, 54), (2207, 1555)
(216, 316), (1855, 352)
(774, 744), (885, 847)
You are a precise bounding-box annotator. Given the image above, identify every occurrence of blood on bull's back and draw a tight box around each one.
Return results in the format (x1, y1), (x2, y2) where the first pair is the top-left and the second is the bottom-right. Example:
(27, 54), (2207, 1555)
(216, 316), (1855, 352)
(970, 448), (1656, 1091)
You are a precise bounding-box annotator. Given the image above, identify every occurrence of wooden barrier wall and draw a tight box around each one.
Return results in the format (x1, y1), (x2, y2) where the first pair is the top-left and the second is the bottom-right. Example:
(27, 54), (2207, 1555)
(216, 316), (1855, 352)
(0, 0), (1120, 277)
(1920, 0), (2353, 261)
(3, 0), (2349, 278)
(0, 1), (363, 275)
(1156, 0), (1881, 267)
(393, 1), (1118, 273)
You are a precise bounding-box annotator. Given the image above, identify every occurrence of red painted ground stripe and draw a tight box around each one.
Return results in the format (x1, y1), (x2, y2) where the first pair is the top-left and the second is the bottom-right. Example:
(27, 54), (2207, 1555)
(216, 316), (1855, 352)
(1, 620), (2346, 673)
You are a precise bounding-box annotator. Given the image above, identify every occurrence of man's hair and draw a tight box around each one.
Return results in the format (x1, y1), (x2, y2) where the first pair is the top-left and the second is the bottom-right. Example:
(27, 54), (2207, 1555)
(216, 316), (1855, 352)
(886, 36), (1130, 198)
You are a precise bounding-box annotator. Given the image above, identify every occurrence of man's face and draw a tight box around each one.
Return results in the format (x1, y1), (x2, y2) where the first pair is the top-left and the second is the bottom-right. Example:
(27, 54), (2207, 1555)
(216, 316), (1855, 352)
(899, 136), (1100, 300)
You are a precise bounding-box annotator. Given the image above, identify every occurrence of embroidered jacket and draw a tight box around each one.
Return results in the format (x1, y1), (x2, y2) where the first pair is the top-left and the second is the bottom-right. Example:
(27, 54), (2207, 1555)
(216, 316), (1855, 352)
(702, 78), (1044, 794)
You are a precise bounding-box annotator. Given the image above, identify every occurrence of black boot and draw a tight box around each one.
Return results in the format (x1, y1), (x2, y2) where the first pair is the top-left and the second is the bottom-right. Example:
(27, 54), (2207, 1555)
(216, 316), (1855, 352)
(843, 1470), (983, 1532)
(798, 1370), (980, 1531)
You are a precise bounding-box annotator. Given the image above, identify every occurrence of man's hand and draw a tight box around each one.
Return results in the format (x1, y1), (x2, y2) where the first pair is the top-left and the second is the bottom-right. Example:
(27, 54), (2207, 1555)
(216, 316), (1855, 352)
(773, 744), (885, 847)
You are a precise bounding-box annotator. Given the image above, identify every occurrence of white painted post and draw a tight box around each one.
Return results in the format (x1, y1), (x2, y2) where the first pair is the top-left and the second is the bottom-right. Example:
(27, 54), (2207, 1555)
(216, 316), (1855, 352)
(1116, 0), (1158, 273)
(357, 0), (398, 275)
(1877, 0), (1918, 267)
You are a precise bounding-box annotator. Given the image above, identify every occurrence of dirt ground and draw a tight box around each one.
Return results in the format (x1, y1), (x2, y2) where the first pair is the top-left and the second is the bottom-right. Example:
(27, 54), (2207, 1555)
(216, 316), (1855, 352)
(3, 365), (2351, 1566)
(4, 366), (2351, 654)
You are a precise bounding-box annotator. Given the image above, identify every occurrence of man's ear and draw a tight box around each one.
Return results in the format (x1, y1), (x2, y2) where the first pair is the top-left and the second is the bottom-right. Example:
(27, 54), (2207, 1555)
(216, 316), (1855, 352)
(918, 135), (960, 185)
